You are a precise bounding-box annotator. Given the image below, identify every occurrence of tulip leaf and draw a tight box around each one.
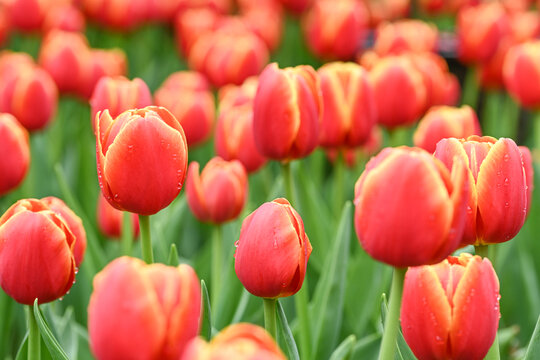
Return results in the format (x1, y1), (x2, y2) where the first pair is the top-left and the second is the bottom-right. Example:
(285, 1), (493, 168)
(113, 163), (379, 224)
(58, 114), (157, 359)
(379, 294), (417, 360)
(277, 300), (300, 360)
(14, 332), (28, 360)
(350, 333), (381, 359)
(32, 300), (70, 360)
(524, 314), (540, 360)
(168, 244), (180, 266)
(200, 280), (213, 340)
(231, 289), (252, 324)
(329, 335), (356, 360)
(310, 202), (352, 360)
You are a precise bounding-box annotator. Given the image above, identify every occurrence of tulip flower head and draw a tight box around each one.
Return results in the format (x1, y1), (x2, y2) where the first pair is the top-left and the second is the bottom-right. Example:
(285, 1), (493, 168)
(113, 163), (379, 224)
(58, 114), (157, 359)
(401, 253), (500, 360)
(235, 198), (312, 299)
(95, 106), (188, 215)
(374, 19), (438, 56)
(0, 113), (30, 196)
(503, 40), (540, 109)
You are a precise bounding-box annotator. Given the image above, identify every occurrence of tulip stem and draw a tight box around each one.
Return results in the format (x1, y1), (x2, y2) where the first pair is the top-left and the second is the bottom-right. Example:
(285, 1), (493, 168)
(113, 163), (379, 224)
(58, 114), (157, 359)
(121, 211), (133, 256)
(211, 224), (222, 310)
(379, 267), (407, 360)
(462, 66), (479, 109)
(485, 332), (501, 360)
(263, 298), (277, 339)
(475, 245), (489, 258)
(139, 215), (153, 264)
(281, 162), (297, 207)
(295, 283), (312, 360)
(333, 151), (345, 217)
(534, 111), (540, 152)
(26, 305), (40, 360)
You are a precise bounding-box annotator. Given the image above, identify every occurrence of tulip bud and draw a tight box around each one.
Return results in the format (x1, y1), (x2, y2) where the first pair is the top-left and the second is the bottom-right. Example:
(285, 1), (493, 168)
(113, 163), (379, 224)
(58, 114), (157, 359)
(182, 323), (286, 360)
(363, 0), (410, 26)
(302, 0), (369, 60)
(0, 8), (10, 47)
(374, 19), (438, 56)
(242, 5), (283, 52)
(0, 114), (30, 196)
(401, 253), (500, 360)
(174, 8), (221, 56)
(413, 105), (482, 153)
(5, 0), (49, 32)
(88, 257), (201, 360)
(435, 136), (528, 245)
(97, 192), (140, 239)
(318, 62), (376, 148)
(503, 40), (540, 108)
(155, 71), (215, 147)
(81, 0), (148, 31)
(0, 199), (77, 304)
(235, 198), (312, 298)
(95, 106), (188, 215)
(186, 157), (248, 224)
(85, 49), (128, 98)
(42, 4), (86, 33)
(253, 62), (322, 160)
(354, 147), (470, 267)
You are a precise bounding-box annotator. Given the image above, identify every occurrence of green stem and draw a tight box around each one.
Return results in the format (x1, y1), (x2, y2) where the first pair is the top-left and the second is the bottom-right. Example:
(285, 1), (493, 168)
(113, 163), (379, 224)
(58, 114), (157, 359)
(533, 111), (540, 151)
(138, 215), (153, 264)
(379, 267), (407, 360)
(263, 298), (277, 339)
(211, 224), (222, 310)
(462, 66), (479, 109)
(502, 94), (520, 140)
(484, 332), (500, 360)
(26, 305), (40, 360)
(333, 151), (345, 216)
(295, 281), (312, 360)
(475, 245), (489, 258)
(121, 212), (133, 256)
(281, 162), (297, 207)
(483, 90), (501, 138)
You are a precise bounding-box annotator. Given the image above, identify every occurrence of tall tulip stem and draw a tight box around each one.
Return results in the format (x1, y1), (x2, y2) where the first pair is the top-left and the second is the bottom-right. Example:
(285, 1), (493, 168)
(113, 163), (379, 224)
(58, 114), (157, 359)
(281, 162), (297, 206)
(139, 215), (153, 264)
(475, 245), (489, 258)
(379, 267), (407, 360)
(263, 298), (277, 339)
(462, 66), (479, 109)
(211, 224), (222, 310)
(26, 305), (40, 360)
(333, 152), (345, 216)
(121, 212), (133, 256)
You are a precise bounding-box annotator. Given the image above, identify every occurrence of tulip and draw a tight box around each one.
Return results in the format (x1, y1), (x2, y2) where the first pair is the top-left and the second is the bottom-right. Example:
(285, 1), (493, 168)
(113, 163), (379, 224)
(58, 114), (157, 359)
(0, 51), (35, 80)
(88, 257), (201, 360)
(235, 198), (312, 298)
(5, 0), (49, 32)
(363, 0), (410, 27)
(241, 5), (283, 52)
(434, 136), (528, 245)
(0, 199), (77, 305)
(303, 0), (369, 60)
(278, 0), (312, 14)
(42, 4), (86, 33)
(154, 71), (214, 147)
(519, 146), (534, 217)
(354, 147), (469, 267)
(218, 76), (258, 111)
(374, 20), (438, 56)
(503, 40), (540, 108)
(85, 49), (128, 98)
(174, 8), (221, 56)
(0, 114), (30, 196)
(401, 253), (500, 360)
(97, 192), (140, 239)
(369, 56), (427, 128)
(0, 8), (9, 47)
(182, 323), (285, 360)
(95, 106), (188, 216)
(325, 126), (383, 168)
(186, 157), (248, 224)
(41, 196), (86, 267)
(90, 76), (153, 124)
(81, 0), (148, 31)
(318, 62), (376, 148)
(413, 105), (482, 153)
(253, 63), (322, 160)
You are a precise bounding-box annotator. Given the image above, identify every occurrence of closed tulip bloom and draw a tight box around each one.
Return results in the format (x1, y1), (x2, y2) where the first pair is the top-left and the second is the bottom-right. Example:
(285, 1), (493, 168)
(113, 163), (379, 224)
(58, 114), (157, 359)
(5, 0), (49, 31)
(182, 323), (285, 360)
(434, 136), (527, 245)
(42, 4), (86, 33)
(242, 5), (283, 52)
(413, 105), (482, 153)
(97, 192), (140, 239)
(0, 8), (10, 46)
(363, 0), (410, 26)
(503, 40), (540, 108)
(218, 76), (258, 111)
(354, 147), (470, 267)
(81, 0), (148, 31)
(85, 49), (128, 99)
(369, 56), (427, 128)
(401, 253), (500, 360)
(95, 106), (188, 215)
(235, 198), (312, 298)
(0, 199), (77, 305)
(374, 20), (438, 56)
(88, 257), (201, 360)
(155, 71), (214, 147)
(0, 51), (35, 79)
(174, 8), (221, 56)
(0, 114), (30, 196)
(186, 157), (248, 224)
(41, 196), (86, 267)
(318, 62), (376, 148)
(253, 63), (322, 160)
(303, 0), (369, 60)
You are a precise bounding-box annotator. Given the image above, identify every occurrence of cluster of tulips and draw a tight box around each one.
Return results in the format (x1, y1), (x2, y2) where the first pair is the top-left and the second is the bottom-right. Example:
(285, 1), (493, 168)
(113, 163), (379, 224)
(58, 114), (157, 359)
(1, 0), (540, 359)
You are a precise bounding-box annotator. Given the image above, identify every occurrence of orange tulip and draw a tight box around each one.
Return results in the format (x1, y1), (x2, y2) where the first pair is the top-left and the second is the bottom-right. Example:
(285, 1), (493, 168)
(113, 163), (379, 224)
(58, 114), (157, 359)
(88, 257), (201, 360)
(503, 40), (540, 108)
(374, 19), (438, 56)
(85, 49), (128, 98)
(96, 192), (140, 239)
(401, 253), (500, 360)
(363, 0), (410, 27)
(354, 147), (470, 267)
(42, 4), (86, 33)
(0, 114), (30, 196)
(174, 8), (221, 57)
(81, 0), (148, 31)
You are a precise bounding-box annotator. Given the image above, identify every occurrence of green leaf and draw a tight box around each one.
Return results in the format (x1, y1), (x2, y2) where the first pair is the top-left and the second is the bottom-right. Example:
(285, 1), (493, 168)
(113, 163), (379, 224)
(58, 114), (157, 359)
(33, 300), (69, 360)
(200, 280), (212, 340)
(277, 301), (300, 360)
(379, 294), (417, 360)
(14, 332), (29, 360)
(524, 314), (540, 359)
(310, 202), (352, 360)
(231, 289), (251, 324)
(168, 244), (180, 266)
(329, 335), (356, 360)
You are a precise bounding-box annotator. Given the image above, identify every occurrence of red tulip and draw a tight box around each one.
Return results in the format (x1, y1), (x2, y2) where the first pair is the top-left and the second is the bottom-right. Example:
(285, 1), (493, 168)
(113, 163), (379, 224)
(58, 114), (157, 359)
(253, 62), (322, 160)
(88, 256), (201, 360)
(241, 5), (283, 52)
(95, 106), (188, 215)
(519, 145), (534, 217)
(434, 136), (527, 245)
(182, 323), (285, 360)
(174, 8), (221, 56)
(218, 76), (258, 111)
(413, 105), (482, 153)
(374, 19), (438, 56)
(503, 40), (540, 108)
(278, 0), (312, 14)
(5, 0), (49, 32)
(186, 157), (248, 224)
(235, 198), (312, 298)
(318, 62), (376, 148)
(85, 49), (128, 98)
(363, 0), (410, 27)
(0, 199), (77, 305)
(0, 8), (10, 47)
(97, 192), (140, 239)
(354, 147), (470, 267)
(0, 114), (30, 196)
(42, 4), (86, 33)
(81, 0), (148, 31)
(401, 253), (500, 360)
(154, 71), (214, 147)
(0, 52), (35, 80)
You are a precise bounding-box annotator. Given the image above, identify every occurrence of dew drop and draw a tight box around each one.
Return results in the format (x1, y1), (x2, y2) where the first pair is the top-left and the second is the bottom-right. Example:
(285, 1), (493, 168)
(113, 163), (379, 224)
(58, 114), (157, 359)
(234, 240), (239, 248)
(503, 154), (509, 162)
